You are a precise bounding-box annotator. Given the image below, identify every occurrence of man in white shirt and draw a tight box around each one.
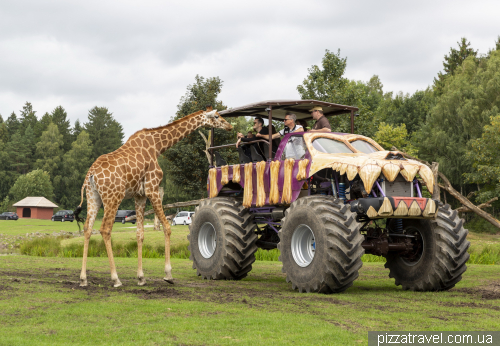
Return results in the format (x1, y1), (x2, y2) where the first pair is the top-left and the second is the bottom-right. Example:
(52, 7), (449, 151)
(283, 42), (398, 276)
(258, 112), (303, 140)
(257, 112), (304, 159)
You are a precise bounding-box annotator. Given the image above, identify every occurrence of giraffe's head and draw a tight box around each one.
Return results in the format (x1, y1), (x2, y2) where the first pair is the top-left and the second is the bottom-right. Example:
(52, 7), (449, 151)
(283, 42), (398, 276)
(202, 108), (233, 131)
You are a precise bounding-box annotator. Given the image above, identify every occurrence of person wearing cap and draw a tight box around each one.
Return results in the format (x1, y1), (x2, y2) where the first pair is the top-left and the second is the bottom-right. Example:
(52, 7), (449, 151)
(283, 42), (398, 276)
(309, 106), (331, 132)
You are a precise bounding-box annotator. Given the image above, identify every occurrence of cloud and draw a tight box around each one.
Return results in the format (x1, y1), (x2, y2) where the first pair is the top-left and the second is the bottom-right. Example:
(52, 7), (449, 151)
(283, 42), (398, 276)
(0, 0), (499, 138)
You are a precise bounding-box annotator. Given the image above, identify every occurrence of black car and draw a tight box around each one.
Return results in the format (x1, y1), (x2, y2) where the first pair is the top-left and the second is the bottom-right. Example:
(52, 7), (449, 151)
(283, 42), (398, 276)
(52, 210), (74, 222)
(115, 210), (136, 224)
(0, 212), (19, 220)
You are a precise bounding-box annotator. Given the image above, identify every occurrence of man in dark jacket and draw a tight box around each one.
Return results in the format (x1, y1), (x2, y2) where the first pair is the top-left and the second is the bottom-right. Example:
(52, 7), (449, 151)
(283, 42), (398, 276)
(236, 117), (278, 156)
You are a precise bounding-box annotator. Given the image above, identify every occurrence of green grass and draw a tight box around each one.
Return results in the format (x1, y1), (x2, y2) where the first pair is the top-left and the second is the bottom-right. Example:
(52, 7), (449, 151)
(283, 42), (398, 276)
(17, 233), (500, 265)
(0, 256), (499, 345)
(0, 218), (95, 236)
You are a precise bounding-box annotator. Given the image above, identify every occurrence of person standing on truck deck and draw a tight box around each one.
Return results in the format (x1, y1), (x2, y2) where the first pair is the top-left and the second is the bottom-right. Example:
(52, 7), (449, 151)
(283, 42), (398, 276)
(236, 117), (278, 155)
(309, 107), (331, 132)
(264, 112), (305, 160)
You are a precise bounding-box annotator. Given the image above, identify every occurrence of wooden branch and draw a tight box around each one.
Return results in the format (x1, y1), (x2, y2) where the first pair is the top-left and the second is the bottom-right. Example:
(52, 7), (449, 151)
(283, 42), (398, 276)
(438, 177), (500, 229)
(455, 197), (498, 213)
(391, 146), (500, 230)
(431, 162), (440, 201)
(466, 191), (476, 199)
(126, 199), (205, 221)
(198, 130), (213, 166)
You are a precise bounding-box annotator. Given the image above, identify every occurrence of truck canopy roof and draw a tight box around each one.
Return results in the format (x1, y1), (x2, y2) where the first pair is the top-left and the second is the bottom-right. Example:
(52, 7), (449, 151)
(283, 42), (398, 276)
(219, 99), (358, 120)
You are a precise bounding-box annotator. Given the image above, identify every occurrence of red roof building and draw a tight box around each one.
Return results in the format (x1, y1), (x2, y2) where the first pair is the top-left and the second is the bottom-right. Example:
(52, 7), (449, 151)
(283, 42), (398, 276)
(12, 197), (58, 220)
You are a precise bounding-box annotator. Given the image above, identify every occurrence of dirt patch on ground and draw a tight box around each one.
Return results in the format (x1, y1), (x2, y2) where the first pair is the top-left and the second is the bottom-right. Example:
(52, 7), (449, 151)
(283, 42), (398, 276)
(440, 301), (500, 311)
(128, 287), (185, 300)
(326, 319), (364, 332)
(455, 282), (500, 300)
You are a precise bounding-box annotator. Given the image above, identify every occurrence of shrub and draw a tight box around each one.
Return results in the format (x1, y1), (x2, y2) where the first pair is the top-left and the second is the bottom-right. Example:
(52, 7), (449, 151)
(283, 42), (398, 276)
(19, 237), (500, 265)
(465, 215), (500, 234)
(20, 237), (61, 257)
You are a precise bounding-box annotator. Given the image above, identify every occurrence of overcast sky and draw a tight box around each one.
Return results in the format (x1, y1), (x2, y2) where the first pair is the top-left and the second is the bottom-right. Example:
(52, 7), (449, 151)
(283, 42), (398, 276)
(1, 0), (499, 139)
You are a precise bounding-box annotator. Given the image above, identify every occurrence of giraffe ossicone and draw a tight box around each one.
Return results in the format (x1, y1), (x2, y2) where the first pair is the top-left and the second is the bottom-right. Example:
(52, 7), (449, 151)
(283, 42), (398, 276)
(74, 107), (232, 287)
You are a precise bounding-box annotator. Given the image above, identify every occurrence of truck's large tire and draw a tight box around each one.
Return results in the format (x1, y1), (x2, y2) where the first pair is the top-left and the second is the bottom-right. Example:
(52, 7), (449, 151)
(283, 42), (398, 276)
(385, 203), (470, 291)
(188, 197), (258, 280)
(278, 196), (364, 293)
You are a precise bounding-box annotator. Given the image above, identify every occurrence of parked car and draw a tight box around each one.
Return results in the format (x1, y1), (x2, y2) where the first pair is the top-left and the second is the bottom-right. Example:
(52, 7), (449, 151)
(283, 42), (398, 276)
(172, 211), (195, 225)
(115, 210), (136, 224)
(0, 212), (19, 220)
(52, 210), (74, 222)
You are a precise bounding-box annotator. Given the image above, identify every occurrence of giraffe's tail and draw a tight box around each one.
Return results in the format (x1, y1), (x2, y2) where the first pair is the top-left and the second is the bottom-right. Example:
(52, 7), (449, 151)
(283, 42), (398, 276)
(74, 170), (92, 231)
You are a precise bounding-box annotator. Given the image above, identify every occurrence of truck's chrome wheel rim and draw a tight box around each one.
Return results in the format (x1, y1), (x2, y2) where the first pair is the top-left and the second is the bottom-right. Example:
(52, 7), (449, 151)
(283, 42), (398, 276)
(198, 222), (217, 259)
(291, 225), (316, 267)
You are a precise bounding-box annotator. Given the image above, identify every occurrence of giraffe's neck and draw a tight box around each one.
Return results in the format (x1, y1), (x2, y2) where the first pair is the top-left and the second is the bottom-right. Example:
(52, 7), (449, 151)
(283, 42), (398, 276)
(145, 111), (207, 155)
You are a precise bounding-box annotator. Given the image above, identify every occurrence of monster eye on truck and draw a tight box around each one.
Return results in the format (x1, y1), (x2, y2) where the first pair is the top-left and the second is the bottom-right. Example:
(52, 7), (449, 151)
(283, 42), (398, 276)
(350, 139), (379, 153)
(312, 137), (353, 154)
(188, 99), (469, 295)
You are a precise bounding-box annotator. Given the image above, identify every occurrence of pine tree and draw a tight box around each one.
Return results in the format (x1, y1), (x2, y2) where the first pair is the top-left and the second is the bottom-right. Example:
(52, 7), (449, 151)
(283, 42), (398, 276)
(22, 125), (36, 172)
(59, 131), (93, 208)
(0, 123), (9, 143)
(72, 119), (83, 142)
(84, 107), (124, 161)
(35, 123), (64, 183)
(19, 102), (38, 136)
(5, 130), (31, 174)
(434, 38), (477, 96)
(0, 140), (16, 200)
(34, 112), (53, 141)
(50, 106), (72, 152)
(5, 112), (20, 138)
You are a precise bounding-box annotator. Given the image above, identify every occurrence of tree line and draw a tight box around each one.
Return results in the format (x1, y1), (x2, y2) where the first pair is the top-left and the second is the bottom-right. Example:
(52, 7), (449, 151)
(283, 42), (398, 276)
(0, 105), (124, 211)
(1, 37), (499, 224)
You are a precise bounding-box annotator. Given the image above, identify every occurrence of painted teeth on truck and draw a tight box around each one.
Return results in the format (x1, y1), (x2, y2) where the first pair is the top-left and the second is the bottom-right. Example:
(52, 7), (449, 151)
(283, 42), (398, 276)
(423, 199), (437, 217)
(381, 163), (400, 182)
(400, 164), (419, 182)
(378, 197), (393, 217)
(339, 163), (348, 175)
(408, 200), (422, 216)
(346, 165), (358, 181)
(359, 163), (381, 193)
(393, 200), (409, 216)
(418, 165), (434, 194)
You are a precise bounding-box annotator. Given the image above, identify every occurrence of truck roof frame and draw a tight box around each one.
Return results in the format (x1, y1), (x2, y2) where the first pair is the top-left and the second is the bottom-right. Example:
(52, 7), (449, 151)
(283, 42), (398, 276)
(211, 99), (359, 164)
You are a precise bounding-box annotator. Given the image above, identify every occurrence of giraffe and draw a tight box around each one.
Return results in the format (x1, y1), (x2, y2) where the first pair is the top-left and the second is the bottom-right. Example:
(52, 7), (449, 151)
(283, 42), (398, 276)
(74, 107), (232, 287)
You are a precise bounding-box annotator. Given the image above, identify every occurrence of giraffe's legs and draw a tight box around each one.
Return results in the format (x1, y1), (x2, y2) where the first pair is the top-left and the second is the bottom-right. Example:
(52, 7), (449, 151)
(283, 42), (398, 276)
(100, 200), (122, 287)
(146, 188), (173, 283)
(80, 186), (102, 287)
(134, 196), (147, 286)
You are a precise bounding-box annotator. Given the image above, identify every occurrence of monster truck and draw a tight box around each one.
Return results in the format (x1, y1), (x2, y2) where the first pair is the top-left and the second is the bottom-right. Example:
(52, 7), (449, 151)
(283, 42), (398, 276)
(187, 100), (469, 293)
